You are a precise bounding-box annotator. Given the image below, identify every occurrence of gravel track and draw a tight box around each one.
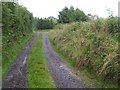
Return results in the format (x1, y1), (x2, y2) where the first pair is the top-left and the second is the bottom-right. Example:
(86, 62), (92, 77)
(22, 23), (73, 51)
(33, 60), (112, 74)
(2, 32), (85, 88)
(42, 32), (85, 88)
(2, 32), (40, 88)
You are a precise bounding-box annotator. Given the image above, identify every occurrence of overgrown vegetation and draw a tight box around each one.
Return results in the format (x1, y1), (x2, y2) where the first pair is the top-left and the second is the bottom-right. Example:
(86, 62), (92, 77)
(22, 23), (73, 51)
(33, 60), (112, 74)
(2, 2), (33, 75)
(27, 33), (55, 88)
(49, 16), (118, 88)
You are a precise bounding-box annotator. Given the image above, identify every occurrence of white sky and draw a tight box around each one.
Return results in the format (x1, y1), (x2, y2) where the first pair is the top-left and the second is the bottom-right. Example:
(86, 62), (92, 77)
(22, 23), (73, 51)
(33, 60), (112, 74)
(18, 0), (119, 19)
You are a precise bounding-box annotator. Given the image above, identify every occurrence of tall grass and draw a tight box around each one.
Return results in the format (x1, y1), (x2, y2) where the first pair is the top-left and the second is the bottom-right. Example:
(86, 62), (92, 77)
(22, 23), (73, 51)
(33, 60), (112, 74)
(49, 17), (118, 87)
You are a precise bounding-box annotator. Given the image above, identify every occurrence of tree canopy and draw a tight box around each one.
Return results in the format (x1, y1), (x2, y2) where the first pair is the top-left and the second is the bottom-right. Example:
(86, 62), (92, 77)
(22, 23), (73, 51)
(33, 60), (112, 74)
(36, 17), (56, 30)
(58, 6), (88, 23)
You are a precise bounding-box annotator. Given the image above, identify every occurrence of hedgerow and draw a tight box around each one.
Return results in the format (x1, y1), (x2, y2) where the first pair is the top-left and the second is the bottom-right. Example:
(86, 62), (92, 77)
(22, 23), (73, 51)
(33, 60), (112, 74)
(49, 17), (118, 87)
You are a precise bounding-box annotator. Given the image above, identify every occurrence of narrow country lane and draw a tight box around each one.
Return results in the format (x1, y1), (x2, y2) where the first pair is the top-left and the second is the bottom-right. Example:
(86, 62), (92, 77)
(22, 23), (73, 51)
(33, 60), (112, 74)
(42, 32), (85, 88)
(2, 32), (40, 88)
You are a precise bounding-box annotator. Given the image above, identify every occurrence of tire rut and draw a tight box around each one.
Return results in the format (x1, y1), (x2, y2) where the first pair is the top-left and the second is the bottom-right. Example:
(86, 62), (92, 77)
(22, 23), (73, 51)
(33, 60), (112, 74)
(2, 32), (40, 88)
(42, 32), (85, 88)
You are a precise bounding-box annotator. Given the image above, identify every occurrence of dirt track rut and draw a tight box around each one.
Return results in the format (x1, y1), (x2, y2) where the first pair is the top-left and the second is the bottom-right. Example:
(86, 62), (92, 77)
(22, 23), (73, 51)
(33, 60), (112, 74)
(42, 32), (85, 88)
(2, 32), (40, 88)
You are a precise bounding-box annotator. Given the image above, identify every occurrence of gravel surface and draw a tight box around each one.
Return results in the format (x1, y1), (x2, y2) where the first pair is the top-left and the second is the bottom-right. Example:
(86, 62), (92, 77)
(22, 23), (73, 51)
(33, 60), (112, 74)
(2, 32), (40, 88)
(42, 32), (85, 88)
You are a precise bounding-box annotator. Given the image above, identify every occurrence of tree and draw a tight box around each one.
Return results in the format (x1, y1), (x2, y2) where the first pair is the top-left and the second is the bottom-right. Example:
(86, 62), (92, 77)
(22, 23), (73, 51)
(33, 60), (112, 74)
(33, 17), (39, 30)
(48, 16), (58, 25)
(36, 17), (55, 30)
(58, 7), (70, 23)
(58, 6), (88, 23)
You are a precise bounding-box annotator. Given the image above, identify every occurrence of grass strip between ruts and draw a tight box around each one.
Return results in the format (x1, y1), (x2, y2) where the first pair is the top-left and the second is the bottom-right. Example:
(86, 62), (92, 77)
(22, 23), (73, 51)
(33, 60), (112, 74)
(27, 33), (56, 88)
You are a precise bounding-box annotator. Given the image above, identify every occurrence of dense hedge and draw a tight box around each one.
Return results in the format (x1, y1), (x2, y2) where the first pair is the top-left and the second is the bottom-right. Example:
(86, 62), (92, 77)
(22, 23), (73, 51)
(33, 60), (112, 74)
(2, 2), (33, 48)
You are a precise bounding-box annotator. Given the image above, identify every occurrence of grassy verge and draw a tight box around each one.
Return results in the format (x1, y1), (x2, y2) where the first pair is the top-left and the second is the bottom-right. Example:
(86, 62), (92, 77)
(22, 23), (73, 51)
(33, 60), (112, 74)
(27, 33), (56, 88)
(2, 33), (33, 76)
(48, 33), (117, 88)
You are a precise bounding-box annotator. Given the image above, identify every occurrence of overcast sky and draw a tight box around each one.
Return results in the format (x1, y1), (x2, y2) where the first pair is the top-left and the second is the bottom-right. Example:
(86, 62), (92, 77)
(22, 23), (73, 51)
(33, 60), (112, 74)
(18, 0), (119, 19)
